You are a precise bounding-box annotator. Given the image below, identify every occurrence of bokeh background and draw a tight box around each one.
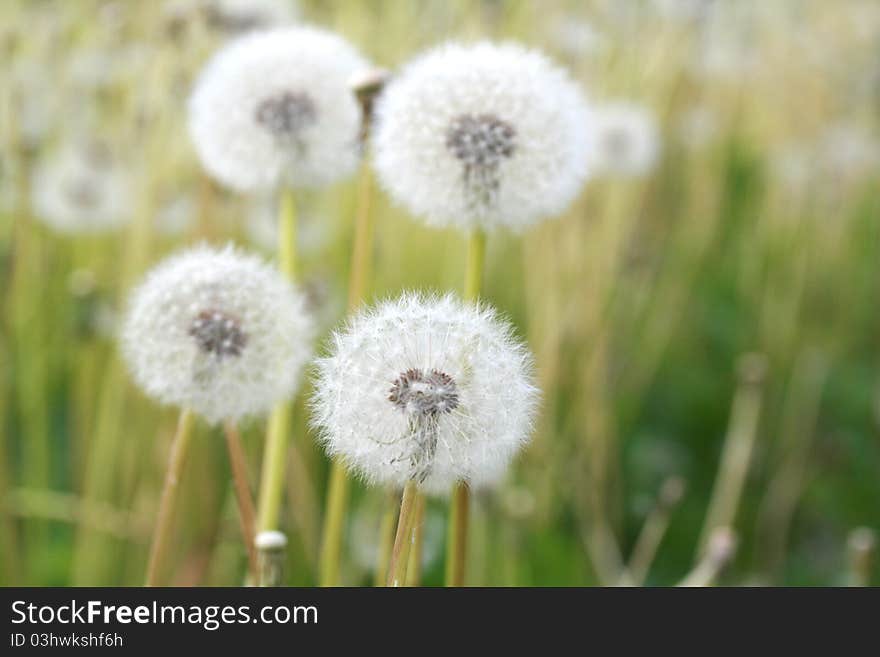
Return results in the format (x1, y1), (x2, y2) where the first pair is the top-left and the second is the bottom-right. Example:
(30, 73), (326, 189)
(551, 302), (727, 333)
(2, 0), (879, 586)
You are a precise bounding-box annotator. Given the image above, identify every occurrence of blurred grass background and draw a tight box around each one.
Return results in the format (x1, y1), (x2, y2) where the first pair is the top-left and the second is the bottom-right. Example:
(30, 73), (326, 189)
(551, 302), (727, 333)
(1, 0), (879, 586)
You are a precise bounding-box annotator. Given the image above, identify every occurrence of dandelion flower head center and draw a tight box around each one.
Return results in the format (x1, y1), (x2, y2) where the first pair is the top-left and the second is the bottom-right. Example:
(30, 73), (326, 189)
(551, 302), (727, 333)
(445, 113), (516, 209)
(388, 368), (460, 417)
(446, 113), (516, 171)
(254, 91), (317, 143)
(64, 178), (100, 210)
(601, 126), (632, 160)
(189, 309), (248, 359)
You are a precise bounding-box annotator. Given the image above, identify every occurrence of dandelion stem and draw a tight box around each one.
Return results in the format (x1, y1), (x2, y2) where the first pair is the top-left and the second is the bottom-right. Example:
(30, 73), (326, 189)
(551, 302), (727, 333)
(696, 354), (766, 555)
(846, 527), (876, 587)
(625, 476), (686, 585)
(257, 403), (290, 533)
(374, 488), (398, 586)
(406, 492), (426, 586)
(387, 480), (418, 587)
(442, 230), (486, 587)
(445, 483), (469, 586)
(318, 463), (350, 586)
(464, 229), (486, 302)
(278, 186), (297, 280)
(223, 420), (258, 579)
(347, 162), (375, 308)
(145, 408), (195, 586)
(319, 163), (377, 586)
(256, 187), (298, 533)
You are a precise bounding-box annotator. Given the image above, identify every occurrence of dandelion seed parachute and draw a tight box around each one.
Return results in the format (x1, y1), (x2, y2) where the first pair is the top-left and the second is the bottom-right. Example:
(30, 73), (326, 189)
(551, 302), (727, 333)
(373, 42), (592, 233)
(188, 26), (369, 193)
(589, 102), (661, 177)
(311, 293), (539, 495)
(31, 141), (131, 234)
(122, 245), (315, 424)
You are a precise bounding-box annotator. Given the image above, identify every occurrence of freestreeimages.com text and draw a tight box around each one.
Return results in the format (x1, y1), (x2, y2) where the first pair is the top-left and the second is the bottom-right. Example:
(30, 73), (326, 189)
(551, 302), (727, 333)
(10, 600), (318, 631)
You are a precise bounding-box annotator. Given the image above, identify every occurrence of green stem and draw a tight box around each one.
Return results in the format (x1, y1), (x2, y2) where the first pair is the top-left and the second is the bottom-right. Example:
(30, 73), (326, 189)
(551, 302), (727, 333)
(223, 420), (258, 578)
(145, 408), (195, 586)
(443, 230), (486, 587)
(318, 462), (350, 586)
(387, 480), (418, 587)
(319, 163), (377, 586)
(374, 488), (398, 586)
(464, 230), (486, 302)
(405, 492), (426, 586)
(445, 483), (469, 586)
(256, 188), (297, 533)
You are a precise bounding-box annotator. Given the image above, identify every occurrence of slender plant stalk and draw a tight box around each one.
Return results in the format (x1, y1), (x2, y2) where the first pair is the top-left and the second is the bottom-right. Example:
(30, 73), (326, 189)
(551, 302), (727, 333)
(223, 420), (258, 578)
(696, 354), (765, 555)
(443, 230), (486, 587)
(625, 476), (686, 585)
(319, 463), (350, 586)
(145, 408), (195, 586)
(679, 528), (737, 587)
(387, 480), (418, 587)
(445, 483), (470, 586)
(405, 492), (426, 586)
(256, 187), (297, 534)
(320, 163), (377, 586)
(846, 528), (876, 587)
(463, 230), (486, 302)
(374, 488), (398, 586)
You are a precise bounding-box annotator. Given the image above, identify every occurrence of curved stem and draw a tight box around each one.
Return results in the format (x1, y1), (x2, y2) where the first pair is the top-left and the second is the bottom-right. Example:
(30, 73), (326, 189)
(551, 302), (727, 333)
(145, 408), (195, 586)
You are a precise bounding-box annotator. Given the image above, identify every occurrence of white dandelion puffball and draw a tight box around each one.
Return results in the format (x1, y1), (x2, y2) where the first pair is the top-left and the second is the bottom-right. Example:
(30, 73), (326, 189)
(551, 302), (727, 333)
(312, 293), (539, 495)
(122, 245), (314, 424)
(589, 102), (661, 177)
(188, 26), (369, 193)
(31, 141), (131, 234)
(373, 42), (592, 233)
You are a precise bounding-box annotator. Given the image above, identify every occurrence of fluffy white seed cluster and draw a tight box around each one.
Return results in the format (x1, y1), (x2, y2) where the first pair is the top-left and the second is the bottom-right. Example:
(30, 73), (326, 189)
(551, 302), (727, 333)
(373, 42), (592, 233)
(589, 102), (661, 177)
(122, 245), (314, 424)
(311, 293), (539, 495)
(188, 26), (368, 193)
(31, 141), (131, 234)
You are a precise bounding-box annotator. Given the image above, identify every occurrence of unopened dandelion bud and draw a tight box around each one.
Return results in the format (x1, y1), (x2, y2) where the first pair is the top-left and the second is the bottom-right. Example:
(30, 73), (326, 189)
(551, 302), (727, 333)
(847, 527), (876, 587)
(255, 530), (288, 586)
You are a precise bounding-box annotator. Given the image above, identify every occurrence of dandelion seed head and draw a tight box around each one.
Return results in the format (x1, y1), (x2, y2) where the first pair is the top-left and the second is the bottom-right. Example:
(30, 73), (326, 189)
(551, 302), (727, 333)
(188, 26), (369, 193)
(373, 42), (592, 232)
(311, 293), (539, 494)
(122, 245), (314, 424)
(31, 140), (131, 234)
(589, 102), (661, 177)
